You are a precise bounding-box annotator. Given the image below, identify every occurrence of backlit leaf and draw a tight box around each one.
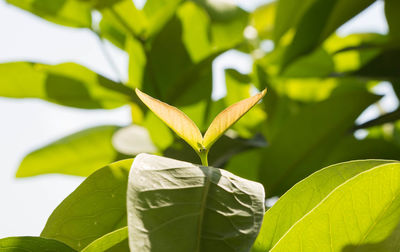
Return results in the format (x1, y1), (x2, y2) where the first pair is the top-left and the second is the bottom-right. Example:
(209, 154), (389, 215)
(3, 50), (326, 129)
(135, 88), (203, 153)
(251, 160), (396, 251)
(203, 89), (266, 149)
(0, 236), (75, 252)
(127, 154), (265, 252)
(270, 162), (400, 251)
(81, 227), (128, 252)
(0, 62), (134, 109)
(41, 159), (132, 250)
(6, 0), (91, 28)
(17, 126), (124, 177)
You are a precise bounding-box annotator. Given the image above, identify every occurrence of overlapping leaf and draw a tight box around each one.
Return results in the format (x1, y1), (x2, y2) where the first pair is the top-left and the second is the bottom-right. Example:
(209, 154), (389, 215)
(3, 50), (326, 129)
(41, 159), (132, 250)
(0, 236), (75, 252)
(0, 62), (134, 109)
(6, 0), (91, 28)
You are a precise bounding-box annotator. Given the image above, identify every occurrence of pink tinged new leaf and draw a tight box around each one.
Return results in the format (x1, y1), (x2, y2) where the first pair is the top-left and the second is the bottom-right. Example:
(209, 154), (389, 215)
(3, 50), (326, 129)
(135, 88), (203, 152)
(202, 89), (267, 149)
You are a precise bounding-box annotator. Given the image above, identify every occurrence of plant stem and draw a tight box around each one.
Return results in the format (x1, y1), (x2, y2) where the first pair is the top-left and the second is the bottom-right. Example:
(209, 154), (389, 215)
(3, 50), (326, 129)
(199, 152), (209, 166)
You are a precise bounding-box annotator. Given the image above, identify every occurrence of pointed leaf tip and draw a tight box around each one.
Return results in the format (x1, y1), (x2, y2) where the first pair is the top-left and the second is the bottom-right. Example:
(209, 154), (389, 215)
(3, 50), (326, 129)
(203, 88), (266, 149)
(135, 88), (203, 152)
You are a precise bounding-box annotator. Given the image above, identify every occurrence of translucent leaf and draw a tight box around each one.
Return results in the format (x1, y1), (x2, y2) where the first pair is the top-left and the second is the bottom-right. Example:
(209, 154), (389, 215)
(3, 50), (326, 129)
(203, 89), (266, 149)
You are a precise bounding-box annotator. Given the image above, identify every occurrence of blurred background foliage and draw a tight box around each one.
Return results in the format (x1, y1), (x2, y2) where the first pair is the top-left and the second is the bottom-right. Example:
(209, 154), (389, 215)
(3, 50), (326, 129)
(2, 0), (400, 197)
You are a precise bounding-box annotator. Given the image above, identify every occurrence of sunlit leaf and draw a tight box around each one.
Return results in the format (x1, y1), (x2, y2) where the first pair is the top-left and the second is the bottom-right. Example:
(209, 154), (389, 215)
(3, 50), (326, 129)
(17, 126), (125, 177)
(203, 89), (266, 149)
(269, 162), (400, 251)
(0, 236), (75, 252)
(41, 159), (132, 250)
(252, 160), (396, 251)
(127, 154), (265, 252)
(0, 62), (133, 109)
(135, 88), (203, 152)
(81, 227), (128, 252)
(6, 0), (91, 28)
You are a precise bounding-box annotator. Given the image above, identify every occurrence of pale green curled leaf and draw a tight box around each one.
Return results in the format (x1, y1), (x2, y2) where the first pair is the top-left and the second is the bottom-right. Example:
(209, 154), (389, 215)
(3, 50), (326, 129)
(135, 88), (203, 152)
(127, 153), (265, 252)
(203, 88), (266, 149)
(0, 236), (76, 252)
(254, 160), (400, 251)
(81, 227), (128, 252)
(0, 62), (133, 109)
(41, 159), (133, 250)
(6, 0), (91, 28)
(252, 160), (396, 252)
(17, 126), (123, 177)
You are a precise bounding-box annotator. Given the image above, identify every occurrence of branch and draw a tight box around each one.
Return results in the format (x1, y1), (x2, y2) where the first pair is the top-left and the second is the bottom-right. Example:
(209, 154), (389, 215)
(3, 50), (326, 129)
(353, 107), (400, 131)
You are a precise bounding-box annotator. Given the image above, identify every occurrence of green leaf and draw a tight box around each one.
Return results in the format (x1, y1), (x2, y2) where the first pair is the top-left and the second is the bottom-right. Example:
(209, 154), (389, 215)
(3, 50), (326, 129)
(41, 159), (133, 250)
(17, 126), (124, 177)
(269, 162), (400, 251)
(260, 89), (379, 196)
(6, 0), (91, 28)
(273, 0), (314, 42)
(81, 227), (128, 252)
(0, 62), (133, 109)
(250, 2), (275, 40)
(127, 153), (265, 252)
(142, 0), (183, 38)
(281, 0), (375, 69)
(252, 160), (396, 251)
(0, 236), (76, 252)
(385, 0), (400, 42)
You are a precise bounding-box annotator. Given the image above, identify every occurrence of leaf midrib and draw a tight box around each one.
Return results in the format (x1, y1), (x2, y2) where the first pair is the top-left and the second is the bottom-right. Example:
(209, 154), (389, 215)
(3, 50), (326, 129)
(196, 167), (211, 252)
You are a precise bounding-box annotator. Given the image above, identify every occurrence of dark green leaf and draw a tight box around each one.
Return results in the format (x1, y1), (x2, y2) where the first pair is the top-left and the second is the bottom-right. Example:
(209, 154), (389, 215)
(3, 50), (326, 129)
(17, 126), (124, 177)
(6, 0), (91, 28)
(353, 48), (400, 80)
(0, 62), (134, 109)
(41, 159), (133, 250)
(0, 236), (76, 252)
(385, 0), (400, 42)
(260, 89), (379, 196)
(127, 154), (265, 252)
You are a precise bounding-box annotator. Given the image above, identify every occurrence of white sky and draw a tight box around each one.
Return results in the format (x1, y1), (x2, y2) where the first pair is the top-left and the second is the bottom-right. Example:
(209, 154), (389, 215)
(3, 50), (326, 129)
(0, 0), (392, 238)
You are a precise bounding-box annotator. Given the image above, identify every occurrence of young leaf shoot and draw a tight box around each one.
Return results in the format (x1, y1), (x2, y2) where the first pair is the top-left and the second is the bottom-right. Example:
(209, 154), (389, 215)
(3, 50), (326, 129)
(135, 88), (267, 166)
